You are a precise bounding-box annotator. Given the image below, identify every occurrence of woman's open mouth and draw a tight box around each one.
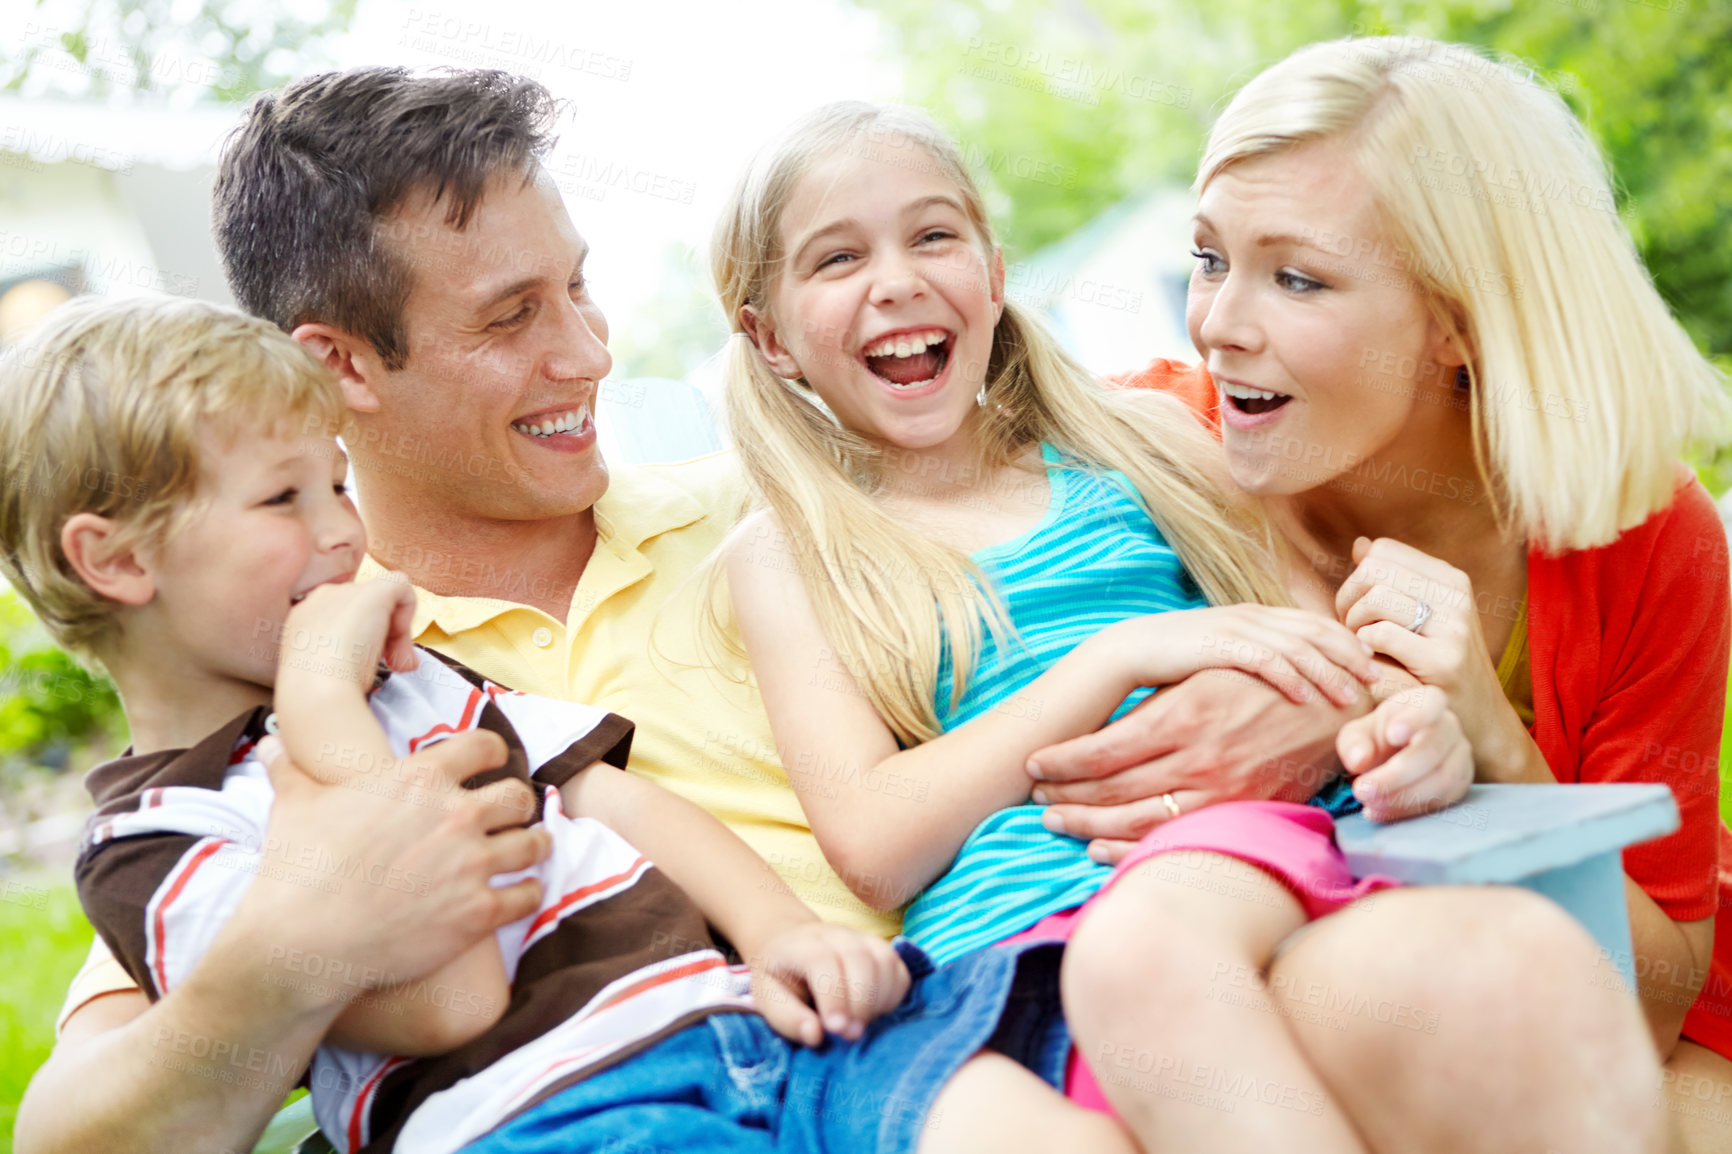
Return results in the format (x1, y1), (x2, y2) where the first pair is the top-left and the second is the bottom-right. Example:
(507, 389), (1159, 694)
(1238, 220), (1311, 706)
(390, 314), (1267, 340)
(861, 329), (953, 390)
(1222, 382), (1292, 417)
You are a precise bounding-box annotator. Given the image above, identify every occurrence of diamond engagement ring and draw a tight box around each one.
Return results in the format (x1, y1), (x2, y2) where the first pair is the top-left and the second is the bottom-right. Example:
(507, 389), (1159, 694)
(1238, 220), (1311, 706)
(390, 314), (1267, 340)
(1408, 600), (1433, 633)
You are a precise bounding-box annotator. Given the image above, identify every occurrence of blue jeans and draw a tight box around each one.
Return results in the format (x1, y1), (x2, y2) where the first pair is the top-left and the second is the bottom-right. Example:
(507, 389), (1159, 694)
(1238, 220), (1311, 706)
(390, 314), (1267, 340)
(461, 938), (1069, 1154)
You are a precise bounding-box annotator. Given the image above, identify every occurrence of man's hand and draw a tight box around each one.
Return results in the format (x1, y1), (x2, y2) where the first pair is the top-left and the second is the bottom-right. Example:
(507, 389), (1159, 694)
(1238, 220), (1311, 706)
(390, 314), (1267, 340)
(1026, 669), (1363, 863)
(244, 729), (548, 997)
(15, 728), (550, 1154)
(747, 923), (910, 1046)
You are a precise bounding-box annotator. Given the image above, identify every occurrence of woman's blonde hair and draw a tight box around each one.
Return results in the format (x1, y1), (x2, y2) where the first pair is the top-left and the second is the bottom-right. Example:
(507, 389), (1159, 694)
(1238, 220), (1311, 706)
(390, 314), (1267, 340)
(1202, 36), (1727, 551)
(0, 294), (345, 659)
(713, 101), (1287, 745)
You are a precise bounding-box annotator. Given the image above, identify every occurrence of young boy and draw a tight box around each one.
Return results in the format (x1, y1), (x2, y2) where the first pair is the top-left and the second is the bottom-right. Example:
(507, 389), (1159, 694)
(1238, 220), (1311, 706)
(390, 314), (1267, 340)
(1, 296), (1128, 1154)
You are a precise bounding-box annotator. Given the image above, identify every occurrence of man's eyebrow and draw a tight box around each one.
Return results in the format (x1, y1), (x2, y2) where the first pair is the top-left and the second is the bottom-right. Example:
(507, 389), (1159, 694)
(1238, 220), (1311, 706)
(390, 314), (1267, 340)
(469, 243), (591, 313)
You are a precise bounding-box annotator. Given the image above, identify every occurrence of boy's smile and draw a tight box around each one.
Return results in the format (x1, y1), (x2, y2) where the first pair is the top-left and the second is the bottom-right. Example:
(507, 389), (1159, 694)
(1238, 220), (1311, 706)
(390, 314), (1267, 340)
(142, 422), (366, 708)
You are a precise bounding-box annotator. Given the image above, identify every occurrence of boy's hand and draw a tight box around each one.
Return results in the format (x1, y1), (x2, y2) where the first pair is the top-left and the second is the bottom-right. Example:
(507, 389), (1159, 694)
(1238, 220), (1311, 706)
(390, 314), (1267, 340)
(748, 923), (910, 1046)
(1336, 685), (1473, 822)
(277, 577), (420, 701)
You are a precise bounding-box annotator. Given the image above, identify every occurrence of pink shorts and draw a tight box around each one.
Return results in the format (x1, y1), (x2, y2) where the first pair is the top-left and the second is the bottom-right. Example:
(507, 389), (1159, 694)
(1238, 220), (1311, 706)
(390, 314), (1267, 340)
(998, 800), (1401, 1115)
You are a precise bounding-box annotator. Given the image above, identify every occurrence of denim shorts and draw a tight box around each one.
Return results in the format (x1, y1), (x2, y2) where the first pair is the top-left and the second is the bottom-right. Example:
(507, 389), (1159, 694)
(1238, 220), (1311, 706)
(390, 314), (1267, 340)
(459, 937), (1069, 1154)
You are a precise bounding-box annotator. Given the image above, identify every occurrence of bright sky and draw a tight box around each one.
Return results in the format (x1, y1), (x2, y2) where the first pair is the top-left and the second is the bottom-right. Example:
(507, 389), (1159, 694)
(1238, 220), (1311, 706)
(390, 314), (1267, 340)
(3, 0), (903, 351)
(334, 0), (902, 343)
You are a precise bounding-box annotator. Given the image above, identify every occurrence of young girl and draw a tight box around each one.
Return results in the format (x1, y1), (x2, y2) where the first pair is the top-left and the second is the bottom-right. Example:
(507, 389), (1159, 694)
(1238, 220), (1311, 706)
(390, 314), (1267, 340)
(712, 102), (1509, 1154)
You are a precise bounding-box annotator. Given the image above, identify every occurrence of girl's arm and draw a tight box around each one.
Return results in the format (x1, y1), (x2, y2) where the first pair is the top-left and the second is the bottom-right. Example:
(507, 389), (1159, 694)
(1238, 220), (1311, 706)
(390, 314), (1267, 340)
(727, 516), (1375, 910)
(560, 761), (908, 1043)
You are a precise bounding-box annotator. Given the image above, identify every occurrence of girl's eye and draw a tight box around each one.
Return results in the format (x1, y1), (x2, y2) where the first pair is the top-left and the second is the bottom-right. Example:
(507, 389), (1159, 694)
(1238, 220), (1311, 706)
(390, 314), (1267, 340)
(1190, 249), (1224, 275)
(333, 482), (350, 498)
(1276, 268), (1324, 293)
(919, 229), (955, 244)
(816, 252), (855, 270)
(263, 488), (297, 507)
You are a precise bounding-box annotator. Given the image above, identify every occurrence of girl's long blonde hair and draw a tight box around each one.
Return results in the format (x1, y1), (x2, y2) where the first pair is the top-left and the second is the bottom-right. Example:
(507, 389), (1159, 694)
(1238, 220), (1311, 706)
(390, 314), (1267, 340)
(713, 102), (1287, 746)
(1203, 36), (1728, 551)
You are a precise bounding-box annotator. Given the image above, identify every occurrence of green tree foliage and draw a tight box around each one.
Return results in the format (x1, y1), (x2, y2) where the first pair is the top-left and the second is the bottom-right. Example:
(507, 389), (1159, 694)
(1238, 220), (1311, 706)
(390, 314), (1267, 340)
(0, 590), (123, 771)
(5, 0), (358, 104)
(855, 0), (1732, 359)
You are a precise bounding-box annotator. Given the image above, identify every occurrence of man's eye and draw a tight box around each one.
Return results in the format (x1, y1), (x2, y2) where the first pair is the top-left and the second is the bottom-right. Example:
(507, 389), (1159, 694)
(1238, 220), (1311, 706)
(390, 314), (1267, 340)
(569, 278), (588, 296)
(489, 304), (532, 330)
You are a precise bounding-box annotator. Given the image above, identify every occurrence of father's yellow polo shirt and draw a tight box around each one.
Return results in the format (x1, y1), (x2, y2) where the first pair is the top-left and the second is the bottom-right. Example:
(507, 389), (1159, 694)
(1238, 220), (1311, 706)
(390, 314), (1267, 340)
(59, 454), (896, 1030)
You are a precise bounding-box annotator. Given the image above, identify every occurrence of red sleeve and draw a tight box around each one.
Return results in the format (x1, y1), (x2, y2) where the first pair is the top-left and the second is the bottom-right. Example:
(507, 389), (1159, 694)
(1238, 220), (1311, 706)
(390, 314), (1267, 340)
(1110, 358), (1221, 434)
(1539, 478), (1729, 921)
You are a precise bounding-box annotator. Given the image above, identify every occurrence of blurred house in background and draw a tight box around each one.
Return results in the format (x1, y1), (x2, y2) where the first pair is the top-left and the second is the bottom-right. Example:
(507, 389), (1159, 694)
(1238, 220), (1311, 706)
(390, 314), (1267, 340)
(1005, 185), (1197, 378)
(0, 94), (241, 340)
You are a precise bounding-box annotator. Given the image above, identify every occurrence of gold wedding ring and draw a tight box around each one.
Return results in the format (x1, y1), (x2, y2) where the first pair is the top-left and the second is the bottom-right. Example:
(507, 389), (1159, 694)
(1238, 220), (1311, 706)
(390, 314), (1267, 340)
(1161, 792), (1183, 820)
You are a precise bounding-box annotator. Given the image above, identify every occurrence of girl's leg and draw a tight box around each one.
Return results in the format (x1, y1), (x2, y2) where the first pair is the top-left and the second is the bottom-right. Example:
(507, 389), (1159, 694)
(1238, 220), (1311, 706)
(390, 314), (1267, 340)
(917, 1052), (1137, 1154)
(1267, 886), (1667, 1154)
(1061, 850), (1370, 1154)
(1664, 1040), (1732, 1152)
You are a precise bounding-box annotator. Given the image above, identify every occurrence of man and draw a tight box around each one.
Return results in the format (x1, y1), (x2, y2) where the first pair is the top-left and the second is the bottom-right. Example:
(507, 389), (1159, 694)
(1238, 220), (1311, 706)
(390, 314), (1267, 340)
(19, 66), (1661, 1154)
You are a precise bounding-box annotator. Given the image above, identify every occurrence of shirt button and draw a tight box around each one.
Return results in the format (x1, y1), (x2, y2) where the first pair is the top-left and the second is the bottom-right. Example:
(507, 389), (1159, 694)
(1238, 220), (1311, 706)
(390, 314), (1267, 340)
(531, 627), (554, 648)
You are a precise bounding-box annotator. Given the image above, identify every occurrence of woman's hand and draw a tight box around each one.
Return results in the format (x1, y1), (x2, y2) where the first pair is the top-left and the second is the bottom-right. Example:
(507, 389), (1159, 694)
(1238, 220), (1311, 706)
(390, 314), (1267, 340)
(747, 923), (910, 1046)
(1101, 604), (1378, 708)
(1336, 536), (1531, 777)
(1336, 685), (1474, 821)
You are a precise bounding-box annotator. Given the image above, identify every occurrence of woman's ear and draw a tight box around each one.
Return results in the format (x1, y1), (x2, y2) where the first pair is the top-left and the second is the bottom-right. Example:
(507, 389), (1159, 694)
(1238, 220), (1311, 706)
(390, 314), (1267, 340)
(1424, 304), (1472, 371)
(292, 323), (383, 413)
(739, 306), (804, 380)
(990, 246), (1006, 325)
(61, 514), (155, 607)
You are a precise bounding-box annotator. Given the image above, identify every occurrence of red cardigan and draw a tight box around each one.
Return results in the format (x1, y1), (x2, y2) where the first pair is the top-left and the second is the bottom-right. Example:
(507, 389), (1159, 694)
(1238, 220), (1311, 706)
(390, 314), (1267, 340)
(1121, 359), (1732, 1054)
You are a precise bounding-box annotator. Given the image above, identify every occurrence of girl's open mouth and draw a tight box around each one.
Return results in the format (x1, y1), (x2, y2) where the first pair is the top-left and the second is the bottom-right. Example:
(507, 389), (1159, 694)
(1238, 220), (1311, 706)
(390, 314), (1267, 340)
(862, 329), (953, 390)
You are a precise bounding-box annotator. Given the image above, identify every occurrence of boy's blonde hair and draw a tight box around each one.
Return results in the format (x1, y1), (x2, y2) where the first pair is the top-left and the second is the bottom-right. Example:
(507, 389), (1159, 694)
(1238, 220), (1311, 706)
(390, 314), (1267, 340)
(0, 295), (344, 658)
(714, 101), (1287, 746)
(1202, 36), (1728, 551)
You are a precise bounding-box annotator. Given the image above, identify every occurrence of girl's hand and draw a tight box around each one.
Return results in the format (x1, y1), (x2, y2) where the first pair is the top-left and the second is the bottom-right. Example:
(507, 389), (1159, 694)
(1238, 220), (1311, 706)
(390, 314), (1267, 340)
(1335, 536), (1523, 768)
(1105, 604), (1378, 708)
(748, 923), (910, 1046)
(1336, 685), (1474, 822)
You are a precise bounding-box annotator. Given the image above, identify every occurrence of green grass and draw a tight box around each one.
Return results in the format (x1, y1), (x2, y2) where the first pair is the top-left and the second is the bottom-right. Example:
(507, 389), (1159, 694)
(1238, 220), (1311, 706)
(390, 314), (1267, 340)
(0, 880), (95, 1154)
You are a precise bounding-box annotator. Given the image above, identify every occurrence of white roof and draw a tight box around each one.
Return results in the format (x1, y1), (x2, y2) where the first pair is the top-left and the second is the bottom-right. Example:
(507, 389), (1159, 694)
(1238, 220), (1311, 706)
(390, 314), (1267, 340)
(0, 93), (242, 172)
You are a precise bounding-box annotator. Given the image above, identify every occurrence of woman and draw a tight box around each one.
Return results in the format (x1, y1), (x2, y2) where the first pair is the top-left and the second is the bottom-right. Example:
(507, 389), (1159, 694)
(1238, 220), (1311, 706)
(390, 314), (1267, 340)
(1115, 34), (1732, 1149)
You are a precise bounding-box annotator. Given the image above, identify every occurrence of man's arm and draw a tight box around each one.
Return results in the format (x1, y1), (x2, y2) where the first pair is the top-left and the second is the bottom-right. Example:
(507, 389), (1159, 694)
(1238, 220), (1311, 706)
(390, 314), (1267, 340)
(17, 732), (548, 1154)
(1027, 669), (1367, 861)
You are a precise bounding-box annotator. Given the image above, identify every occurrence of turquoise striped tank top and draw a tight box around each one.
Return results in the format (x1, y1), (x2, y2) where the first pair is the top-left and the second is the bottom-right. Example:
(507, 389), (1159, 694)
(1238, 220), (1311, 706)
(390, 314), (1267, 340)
(900, 444), (1209, 964)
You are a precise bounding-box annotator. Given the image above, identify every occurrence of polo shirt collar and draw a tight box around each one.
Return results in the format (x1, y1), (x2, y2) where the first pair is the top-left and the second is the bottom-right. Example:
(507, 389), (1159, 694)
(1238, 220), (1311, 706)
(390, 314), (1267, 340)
(357, 464), (710, 638)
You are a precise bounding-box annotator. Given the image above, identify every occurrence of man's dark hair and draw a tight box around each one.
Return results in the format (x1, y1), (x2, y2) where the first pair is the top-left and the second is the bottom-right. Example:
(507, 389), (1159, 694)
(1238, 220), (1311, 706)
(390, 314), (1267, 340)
(213, 68), (560, 370)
